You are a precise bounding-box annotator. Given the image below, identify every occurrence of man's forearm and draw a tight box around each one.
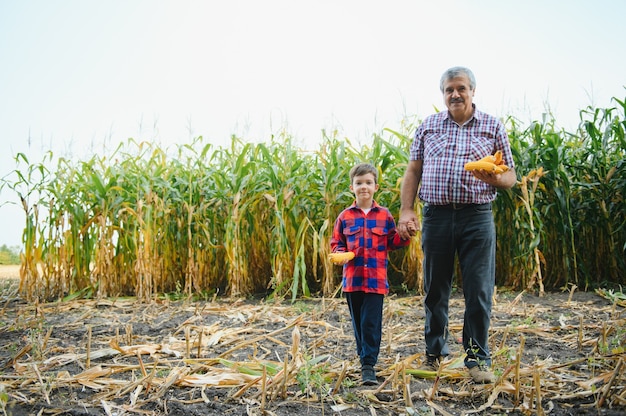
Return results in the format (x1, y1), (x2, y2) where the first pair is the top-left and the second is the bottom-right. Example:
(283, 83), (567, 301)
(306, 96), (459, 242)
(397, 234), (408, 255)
(400, 164), (421, 212)
(400, 179), (418, 212)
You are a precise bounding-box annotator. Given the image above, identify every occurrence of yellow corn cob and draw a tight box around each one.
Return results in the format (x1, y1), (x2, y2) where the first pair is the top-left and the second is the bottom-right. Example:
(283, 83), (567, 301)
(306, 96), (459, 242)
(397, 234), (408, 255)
(494, 164), (510, 174)
(465, 158), (510, 173)
(329, 251), (355, 264)
(464, 161), (498, 172)
(479, 154), (497, 163)
(493, 150), (503, 165)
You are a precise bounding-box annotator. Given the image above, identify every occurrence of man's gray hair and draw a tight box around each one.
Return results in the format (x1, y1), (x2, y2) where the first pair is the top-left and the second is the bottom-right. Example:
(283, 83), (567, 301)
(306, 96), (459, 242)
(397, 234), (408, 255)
(440, 66), (476, 92)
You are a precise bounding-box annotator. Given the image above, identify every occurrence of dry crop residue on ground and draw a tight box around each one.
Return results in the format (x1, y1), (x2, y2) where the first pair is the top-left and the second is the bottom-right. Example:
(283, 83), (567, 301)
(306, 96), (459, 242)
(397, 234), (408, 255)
(0, 271), (625, 416)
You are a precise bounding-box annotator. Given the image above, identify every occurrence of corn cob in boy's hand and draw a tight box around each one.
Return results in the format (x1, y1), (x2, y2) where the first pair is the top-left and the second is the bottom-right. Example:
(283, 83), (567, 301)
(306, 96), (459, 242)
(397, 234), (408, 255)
(329, 251), (355, 265)
(464, 150), (510, 174)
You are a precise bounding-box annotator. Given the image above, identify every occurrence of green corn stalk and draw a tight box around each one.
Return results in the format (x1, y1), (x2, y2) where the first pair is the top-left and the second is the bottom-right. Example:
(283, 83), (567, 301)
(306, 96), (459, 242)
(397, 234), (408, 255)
(3, 98), (623, 301)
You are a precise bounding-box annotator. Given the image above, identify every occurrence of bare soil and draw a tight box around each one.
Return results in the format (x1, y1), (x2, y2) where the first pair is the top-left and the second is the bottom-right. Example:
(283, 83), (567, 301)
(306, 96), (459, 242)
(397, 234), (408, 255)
(0, 265), (624, 416)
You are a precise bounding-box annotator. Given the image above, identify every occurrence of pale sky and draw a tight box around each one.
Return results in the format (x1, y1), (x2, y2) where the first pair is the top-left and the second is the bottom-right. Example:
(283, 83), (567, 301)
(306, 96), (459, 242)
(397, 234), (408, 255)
(1, 0), (624, 248)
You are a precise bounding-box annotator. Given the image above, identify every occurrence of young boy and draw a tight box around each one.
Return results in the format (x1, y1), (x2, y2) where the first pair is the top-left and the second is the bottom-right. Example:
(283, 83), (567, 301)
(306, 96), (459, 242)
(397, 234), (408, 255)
(330, 163), (411, 385)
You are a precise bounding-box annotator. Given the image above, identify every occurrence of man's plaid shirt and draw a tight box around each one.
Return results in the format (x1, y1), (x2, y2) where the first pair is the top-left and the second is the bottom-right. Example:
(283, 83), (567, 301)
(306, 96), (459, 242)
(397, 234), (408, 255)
(410, 105), (515, 205)
(331, 201), (410, 295)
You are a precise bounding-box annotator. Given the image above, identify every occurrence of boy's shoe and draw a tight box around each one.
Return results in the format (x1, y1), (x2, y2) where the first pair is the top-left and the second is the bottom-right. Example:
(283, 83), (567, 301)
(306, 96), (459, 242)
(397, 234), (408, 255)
(468, 365), (496, 383)
(361, 365), (378, 386)
(417, 354), (442, 372)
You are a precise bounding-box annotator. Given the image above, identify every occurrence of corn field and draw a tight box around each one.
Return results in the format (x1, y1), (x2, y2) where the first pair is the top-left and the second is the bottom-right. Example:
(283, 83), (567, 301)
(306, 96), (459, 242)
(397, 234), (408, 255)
(2, 97), (625, 302)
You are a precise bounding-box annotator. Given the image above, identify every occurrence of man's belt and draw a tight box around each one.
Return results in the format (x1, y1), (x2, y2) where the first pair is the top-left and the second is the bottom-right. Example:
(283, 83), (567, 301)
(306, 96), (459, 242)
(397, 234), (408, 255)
(425, 202), (491, 210)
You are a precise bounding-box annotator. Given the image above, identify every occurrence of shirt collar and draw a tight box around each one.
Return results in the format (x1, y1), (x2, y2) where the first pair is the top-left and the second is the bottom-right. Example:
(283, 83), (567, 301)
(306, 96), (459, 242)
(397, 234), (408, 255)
(444, 103), (480, 126)
(351, 200), (380, 210)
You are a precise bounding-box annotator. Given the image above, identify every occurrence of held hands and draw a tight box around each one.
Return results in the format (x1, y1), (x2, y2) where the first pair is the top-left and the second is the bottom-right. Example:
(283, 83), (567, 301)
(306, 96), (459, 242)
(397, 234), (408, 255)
(397, 211), (419, 240)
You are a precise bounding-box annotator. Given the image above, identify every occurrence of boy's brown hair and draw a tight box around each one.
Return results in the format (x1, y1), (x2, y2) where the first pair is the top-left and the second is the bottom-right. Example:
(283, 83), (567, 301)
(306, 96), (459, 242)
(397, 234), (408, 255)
(349, 163), (378, 184)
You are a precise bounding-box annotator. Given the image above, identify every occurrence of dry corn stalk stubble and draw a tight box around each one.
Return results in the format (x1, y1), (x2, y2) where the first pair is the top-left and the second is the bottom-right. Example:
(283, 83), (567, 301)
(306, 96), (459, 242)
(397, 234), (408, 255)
(0, 279), (624, 415)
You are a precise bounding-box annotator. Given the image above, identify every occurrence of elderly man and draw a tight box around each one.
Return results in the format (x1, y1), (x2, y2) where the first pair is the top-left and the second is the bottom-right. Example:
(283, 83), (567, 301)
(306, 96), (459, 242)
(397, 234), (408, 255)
(397, 66), (516, 383)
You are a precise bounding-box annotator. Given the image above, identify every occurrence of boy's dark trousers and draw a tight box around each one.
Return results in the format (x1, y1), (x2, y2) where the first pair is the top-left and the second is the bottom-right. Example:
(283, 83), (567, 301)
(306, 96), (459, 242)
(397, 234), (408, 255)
(345, 291), (384, 368)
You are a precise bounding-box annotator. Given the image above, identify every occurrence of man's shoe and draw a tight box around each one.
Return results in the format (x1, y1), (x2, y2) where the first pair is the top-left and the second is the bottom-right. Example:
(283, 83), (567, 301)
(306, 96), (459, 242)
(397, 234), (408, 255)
(361, 365), (377, 386)
(468, 365), (496, 383)
(417, 354), (441, 372)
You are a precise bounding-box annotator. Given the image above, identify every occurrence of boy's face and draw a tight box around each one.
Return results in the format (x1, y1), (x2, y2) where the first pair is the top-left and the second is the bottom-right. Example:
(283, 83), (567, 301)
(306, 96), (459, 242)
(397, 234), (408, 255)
(350, 173), (379, 205)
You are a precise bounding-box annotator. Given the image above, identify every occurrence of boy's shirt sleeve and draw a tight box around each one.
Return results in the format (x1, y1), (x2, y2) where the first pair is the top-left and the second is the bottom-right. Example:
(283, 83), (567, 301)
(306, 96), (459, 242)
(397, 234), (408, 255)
(386, 209), (411, 250)
(330, 211), (348, 253)
(330, 216), (346, 253)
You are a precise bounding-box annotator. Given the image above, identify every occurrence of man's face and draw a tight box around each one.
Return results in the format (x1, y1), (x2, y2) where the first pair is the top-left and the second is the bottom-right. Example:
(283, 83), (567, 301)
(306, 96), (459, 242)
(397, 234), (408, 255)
(443, 74), (474, 121)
